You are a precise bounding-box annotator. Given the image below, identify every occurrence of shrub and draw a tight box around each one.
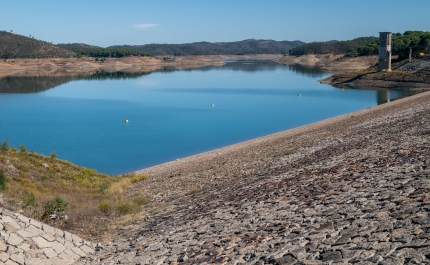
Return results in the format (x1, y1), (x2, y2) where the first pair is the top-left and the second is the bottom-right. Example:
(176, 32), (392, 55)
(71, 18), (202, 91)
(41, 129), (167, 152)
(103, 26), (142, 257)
(116, 201), (137, 215)
(22, 192), (38, 208)
(0, 169), (6, 190)
(133, 196), (149, 205)
(98, 201), (114, 214)
(42, 195), (68, 219)
(99, 181), (111, 192)
(0, 140), (9, 152)
(18, 144), (28, 153)
(50, 152), (57, 159)
(130, 175), (148, 184)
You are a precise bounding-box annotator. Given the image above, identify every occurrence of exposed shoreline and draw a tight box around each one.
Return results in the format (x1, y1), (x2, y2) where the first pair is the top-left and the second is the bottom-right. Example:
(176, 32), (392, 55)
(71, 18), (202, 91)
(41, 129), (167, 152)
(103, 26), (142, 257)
(2, 54), (430, 92)
(0, 54), (281, 78)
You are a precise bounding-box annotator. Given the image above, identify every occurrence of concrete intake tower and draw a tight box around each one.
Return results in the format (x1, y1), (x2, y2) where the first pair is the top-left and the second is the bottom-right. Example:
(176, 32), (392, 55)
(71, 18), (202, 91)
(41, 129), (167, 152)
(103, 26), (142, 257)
(378, 32), (392, 72)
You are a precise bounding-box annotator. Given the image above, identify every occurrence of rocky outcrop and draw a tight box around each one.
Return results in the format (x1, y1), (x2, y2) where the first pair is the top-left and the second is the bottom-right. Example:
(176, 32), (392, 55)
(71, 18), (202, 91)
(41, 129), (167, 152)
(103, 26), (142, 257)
(77, 92), (430, 264)
(0, 208), (95, 264)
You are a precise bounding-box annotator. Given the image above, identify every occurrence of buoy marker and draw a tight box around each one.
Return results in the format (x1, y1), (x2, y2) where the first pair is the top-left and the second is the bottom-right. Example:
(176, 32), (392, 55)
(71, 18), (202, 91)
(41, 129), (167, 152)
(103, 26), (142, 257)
(125, 119), (129, 123)
(298, 94), (301, 97)
(211, 104), (214, 107)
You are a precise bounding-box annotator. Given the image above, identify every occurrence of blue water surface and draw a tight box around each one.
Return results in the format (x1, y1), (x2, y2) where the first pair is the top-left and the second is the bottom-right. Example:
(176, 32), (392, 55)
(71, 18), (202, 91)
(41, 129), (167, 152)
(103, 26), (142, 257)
(0, 61), (414, 175)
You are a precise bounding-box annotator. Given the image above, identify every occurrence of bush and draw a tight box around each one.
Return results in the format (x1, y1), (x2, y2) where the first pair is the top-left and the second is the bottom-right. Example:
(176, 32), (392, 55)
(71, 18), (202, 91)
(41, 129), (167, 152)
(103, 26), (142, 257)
(133, 196), (149, 205)
(130, 175), (148, 184)
(0, 140), (9, 152)
(18, 144), (28, 153)
(98, 201), (114, 214)
(99, 181), (111, 192)
(0, 169), (6, 190)
(50, 152), (57, 159)
(42, 195), (68, 219)
(22, 192), (38, 208)
(116, 201), (137, 215)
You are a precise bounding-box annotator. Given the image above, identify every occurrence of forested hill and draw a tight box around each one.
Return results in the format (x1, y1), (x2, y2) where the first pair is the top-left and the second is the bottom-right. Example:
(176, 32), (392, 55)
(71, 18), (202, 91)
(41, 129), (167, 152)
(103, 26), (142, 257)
(289, 36), (378, 56)
(109, 39), (306, 56)
(56, 43), (100, 50)
(0, 31), (73, 58)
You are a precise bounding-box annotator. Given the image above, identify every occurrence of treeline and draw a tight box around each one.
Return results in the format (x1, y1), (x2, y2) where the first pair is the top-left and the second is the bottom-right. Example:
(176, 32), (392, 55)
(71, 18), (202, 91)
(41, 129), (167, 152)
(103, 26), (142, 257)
(66, 47), (151, 58)
(289, 37), (378, 56)
(346, 31), (430, 58)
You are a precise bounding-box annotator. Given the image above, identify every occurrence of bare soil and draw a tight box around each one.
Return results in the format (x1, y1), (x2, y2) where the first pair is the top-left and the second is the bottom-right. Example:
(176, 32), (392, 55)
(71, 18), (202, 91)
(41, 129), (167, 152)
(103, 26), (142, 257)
(275, 54), (378, 73)
(0, 54), (281, 78)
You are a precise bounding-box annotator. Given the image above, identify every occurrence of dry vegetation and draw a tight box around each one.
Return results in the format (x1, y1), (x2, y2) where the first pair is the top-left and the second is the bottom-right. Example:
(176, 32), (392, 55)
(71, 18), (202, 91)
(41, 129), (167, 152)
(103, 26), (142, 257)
(0, 141), (149, 241)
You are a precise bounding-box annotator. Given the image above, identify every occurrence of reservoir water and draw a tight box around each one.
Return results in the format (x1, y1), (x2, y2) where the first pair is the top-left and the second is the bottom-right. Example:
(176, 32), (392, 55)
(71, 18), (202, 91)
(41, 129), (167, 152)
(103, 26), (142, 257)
(0, 60), (416, 175)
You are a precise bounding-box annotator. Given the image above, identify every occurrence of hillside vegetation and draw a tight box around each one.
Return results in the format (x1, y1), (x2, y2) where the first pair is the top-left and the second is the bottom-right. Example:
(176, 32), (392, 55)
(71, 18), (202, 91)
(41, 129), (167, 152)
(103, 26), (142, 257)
(346, 31), (430, 58)
(289, 36), (378, 56)
(0, 32), (152, 59)
(0, 141), (149, 240)
(110, 39), (305, 56)
(0, 31), (73, 58)
(57, 44), (152, 58)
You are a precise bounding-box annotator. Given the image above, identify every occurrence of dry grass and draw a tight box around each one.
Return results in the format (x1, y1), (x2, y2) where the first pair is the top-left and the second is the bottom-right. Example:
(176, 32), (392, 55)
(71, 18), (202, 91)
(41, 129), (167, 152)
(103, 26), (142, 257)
(0, 145), (149, 241)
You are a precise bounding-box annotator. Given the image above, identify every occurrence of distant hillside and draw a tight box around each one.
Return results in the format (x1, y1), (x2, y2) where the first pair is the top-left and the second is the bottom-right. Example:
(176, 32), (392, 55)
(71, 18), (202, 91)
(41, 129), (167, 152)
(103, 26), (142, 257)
(57, 43), (152, 58)
(56, 43), (100, 50)
(0, 31), (73, 58)
(110, 39), (306, 56)
(289, 37), (378, 56)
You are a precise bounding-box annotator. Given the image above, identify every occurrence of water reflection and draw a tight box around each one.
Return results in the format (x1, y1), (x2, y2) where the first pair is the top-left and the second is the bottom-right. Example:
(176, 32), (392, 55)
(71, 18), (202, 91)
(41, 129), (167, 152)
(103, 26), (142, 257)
(287, 64), (327, 78)
(337, 87), (418, 105)
(0, 61), (327, 93)
(0, 62), (419, 106)
(0, 71), (150, 93)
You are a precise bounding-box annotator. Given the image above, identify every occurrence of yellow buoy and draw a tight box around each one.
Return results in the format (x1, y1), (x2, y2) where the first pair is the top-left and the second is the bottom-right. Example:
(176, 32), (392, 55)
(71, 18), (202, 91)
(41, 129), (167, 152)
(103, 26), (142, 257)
(125, 120), (128, 123)
(298, 94), (301, 97)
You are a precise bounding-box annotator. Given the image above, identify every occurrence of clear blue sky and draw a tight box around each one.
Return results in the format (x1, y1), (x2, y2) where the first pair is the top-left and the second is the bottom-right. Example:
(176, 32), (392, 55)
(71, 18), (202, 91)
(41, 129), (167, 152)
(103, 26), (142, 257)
(2, 0), (429, 47)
